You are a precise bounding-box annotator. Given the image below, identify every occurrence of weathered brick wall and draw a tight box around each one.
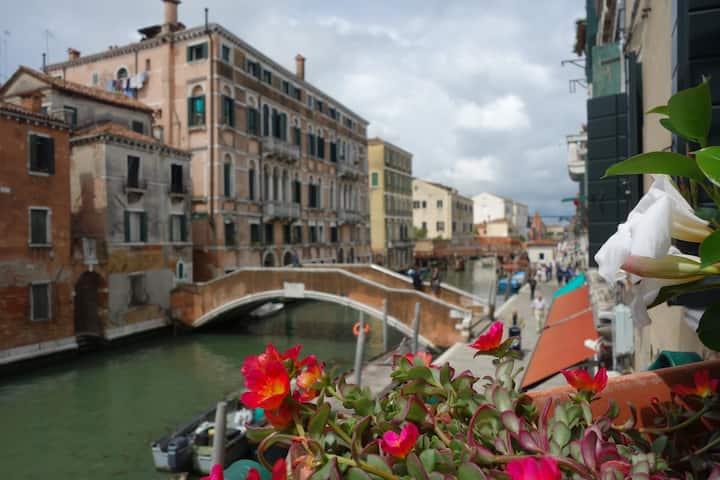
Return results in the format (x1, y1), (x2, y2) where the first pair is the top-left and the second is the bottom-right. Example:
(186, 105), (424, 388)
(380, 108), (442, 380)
(0, 113), (74, 350)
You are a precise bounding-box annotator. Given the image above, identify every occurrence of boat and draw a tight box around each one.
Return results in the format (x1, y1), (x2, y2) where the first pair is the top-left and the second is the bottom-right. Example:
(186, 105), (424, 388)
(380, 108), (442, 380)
(151, 395), (257, 475)
(249, 302), (284, 318)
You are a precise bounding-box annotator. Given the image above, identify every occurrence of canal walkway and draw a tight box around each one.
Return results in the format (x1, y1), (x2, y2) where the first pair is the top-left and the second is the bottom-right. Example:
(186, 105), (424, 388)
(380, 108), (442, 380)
(435, 281), (567, 390)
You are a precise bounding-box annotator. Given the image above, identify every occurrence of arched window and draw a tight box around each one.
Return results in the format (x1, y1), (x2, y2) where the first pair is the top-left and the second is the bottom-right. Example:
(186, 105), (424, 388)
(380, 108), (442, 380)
(188, 85), (206, 127)
(248, 160), (256, 201)
(272, 167), (279, 201)
(262, 104), (270, 137)
(117, 67), (129, 80)
(223, 154), (233, 197)
(281, 170), (288, 203)
(263, 165), (270, 201)
(317, 178), (322, 208)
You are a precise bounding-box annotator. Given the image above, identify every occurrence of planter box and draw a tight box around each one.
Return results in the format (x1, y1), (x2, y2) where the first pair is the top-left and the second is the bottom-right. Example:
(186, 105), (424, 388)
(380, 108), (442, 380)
(529, 359), (720, 428)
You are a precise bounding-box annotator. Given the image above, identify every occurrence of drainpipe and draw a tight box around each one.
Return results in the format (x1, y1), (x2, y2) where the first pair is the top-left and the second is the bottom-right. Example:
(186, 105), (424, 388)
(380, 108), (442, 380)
(206, 9), (216, 234)
(258, 94), (265, 248)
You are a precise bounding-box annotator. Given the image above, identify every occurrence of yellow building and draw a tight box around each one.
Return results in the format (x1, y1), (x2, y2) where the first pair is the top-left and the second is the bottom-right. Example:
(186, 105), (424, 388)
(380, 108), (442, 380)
(412, 178), (474, 245)
(368, 138), (414, 271)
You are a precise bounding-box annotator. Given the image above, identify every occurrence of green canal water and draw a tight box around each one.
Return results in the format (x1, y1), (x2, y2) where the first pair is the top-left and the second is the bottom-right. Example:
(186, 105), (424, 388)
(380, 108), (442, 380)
(0, 261), (494, 479)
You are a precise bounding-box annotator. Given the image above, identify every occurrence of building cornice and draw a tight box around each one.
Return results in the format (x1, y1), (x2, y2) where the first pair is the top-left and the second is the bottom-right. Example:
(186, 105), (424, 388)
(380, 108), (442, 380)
(71, 130), (192, 158)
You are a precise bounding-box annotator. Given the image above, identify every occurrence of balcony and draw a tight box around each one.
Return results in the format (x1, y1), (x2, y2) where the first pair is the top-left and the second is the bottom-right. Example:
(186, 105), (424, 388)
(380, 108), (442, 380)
(566, 132), (587, 182)
(262, 137), (300, 163)
(337, 209), (362, 224)
(337, 161), (363, 179)
(123, 178), (148, 195)
(263, 201), (300, 220)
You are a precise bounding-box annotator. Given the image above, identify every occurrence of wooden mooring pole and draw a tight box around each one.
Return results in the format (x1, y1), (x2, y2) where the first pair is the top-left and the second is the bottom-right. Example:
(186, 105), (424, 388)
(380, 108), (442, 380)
(411, 302), (420, 354)
(211, 401), (227, 468)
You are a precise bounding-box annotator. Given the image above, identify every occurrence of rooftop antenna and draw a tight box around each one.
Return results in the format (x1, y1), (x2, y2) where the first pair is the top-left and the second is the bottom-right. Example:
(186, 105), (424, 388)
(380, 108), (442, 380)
(42, 53), (46, 72)
(205, 8), (209, 33)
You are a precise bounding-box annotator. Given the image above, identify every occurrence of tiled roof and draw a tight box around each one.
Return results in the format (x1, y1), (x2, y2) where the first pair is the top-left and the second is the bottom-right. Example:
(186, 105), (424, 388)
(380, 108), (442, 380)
(72, 122), (190, 156)
(2, 66), (154, 113)
(0, 100), (68, 128)
(526, 240), (557, 247)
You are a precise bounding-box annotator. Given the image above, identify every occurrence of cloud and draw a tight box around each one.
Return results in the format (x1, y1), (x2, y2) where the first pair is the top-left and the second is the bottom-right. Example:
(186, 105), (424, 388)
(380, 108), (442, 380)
(441, 157), (497, 182)
(456, 95), (530, 131)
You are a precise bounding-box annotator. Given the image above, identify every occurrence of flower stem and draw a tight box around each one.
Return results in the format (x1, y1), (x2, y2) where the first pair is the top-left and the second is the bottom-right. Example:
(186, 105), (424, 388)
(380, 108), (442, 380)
(678, 431), (720, 462)
(328, 419), (353, 446)
(640, 406), (708, 434)
(330, 455), (400, 480)
(293, 411), (306, 437)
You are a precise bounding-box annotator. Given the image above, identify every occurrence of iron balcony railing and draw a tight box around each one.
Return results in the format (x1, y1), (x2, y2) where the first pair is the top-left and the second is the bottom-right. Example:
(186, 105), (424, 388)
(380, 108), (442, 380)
(263, 201), (300, 219)
(262, 137), (300, 163)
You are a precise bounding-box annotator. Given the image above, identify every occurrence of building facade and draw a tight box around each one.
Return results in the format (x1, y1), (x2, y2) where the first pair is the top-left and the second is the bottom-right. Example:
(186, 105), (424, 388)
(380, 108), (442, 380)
(412, 178), (473, 244)
(473, 192), (528, 238)
(367, 138), (414, 271)
(46, 0), (370, 278)
(0, 101), (75, 364)
(1, 67), (193, 342)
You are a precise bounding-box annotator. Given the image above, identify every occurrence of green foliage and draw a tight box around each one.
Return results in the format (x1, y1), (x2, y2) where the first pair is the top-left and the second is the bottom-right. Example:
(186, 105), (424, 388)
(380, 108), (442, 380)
(696, 147), (720, 187)
(697, 303), (720, 351)
(603, 152), (705, 182)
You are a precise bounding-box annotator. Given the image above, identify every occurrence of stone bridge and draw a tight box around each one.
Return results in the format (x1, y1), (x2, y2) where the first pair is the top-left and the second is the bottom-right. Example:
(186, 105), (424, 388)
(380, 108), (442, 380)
(170, 264), (490, 348)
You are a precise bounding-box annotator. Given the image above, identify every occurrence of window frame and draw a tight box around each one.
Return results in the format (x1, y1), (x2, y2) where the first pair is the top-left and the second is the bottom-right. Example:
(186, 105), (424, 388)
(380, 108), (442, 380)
(186, 42), (209, 63)
(221, 43), (232, 63)
(371, 172), (379, 187)
(28, 132), (55, 176)
(170, 214), (188, 243)
(224, 219), (237, 247)
(129, 273), (148, 306)
(28, 207), (51, 247)
(124, 209), (148, 243)
(30, 281), (52, 321)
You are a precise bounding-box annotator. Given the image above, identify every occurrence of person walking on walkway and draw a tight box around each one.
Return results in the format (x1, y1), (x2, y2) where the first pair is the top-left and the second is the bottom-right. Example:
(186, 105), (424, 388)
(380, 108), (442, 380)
(431, 267), (441, 295)
(411, 268), (423, 291)
(531, 294), (547, 332)
(529, 275), (537, 300)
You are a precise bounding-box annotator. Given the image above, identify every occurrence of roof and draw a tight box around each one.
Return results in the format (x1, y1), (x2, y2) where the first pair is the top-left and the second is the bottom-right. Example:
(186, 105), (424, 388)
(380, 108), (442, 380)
(0, 66), (154, 113)
(367, 137), (413, 157)
(0, 100), (69, 129)
(525, 240), (557, 247)
(71, 122), (190, 156)
(45, 24), (367, 125)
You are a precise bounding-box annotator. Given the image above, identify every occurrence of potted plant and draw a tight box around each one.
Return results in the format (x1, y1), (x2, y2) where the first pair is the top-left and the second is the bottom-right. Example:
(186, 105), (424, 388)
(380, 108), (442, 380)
(201, 325), (720, 480)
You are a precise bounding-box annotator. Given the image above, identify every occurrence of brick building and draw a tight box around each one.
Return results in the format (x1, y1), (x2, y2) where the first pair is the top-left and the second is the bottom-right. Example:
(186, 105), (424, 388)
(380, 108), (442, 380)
(0, 101), (75, 364)
(46, 0), (371, 278)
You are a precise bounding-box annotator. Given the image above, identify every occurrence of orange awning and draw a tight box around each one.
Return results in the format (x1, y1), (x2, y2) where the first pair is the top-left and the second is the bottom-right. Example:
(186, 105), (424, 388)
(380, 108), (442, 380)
(521, 286), (599, 389)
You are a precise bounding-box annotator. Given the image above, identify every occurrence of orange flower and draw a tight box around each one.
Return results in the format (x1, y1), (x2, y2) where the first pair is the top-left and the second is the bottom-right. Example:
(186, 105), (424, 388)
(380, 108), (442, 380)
(264, 401), (295, 429)
(672, 369), (719, 398)
(295, 355), (324, 402)
(241, 353), (290, 411)
(561, 367), (608, 394)
(379, 422), (419, 459)
(404, 351), (433, 366)
(469, 321), (503, 352)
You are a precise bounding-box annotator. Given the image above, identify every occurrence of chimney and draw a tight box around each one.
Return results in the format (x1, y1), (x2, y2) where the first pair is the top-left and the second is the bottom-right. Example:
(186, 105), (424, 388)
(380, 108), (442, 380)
(68, 48), (81, 61)
(163, 0), (181, 26)
(21, 92), (44, 114)
(295, 54), (306, 81)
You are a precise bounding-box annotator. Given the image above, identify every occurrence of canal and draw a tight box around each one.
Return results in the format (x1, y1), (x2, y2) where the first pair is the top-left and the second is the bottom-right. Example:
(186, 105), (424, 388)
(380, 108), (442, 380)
(0, 260), (495, 479)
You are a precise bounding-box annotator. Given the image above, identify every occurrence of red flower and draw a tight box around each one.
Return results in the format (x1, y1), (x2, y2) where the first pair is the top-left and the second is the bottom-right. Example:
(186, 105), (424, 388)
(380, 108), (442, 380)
(672, 369), (719, 398)
(272, 458), (287, 480)
(245, 469), (260, 480)
(241, 354), (290, 411)
(405, 351), (433, 366)
(264, 401), (295, 429)
(379, 422), (419, 459)
(201, 464), (224, 480)
(507, 457), (560, 480)
(562, 367), (608, 394)
(469, 321), (503, 352)
(295, 355), (323, 402)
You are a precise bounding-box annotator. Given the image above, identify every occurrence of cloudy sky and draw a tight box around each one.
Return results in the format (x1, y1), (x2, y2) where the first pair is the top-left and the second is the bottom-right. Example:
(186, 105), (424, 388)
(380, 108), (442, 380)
(0, 0), (586, 216)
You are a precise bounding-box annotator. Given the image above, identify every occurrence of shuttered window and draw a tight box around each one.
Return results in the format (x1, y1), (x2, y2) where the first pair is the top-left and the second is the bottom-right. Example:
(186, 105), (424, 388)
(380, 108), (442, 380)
(250, 223), (261, 244)
(187, 43), (208, 62)
(188, 95), (206, 126)
(124, 211), (147, 243)
(30, 283), (51, 321)
(222, 95), (236, 127)
(293, 127), (301, 146)
(29, 208), (50, 245)
(170, 215), (187, 243)
(247, 108), (260, 135)
(223, 163), (233, 197)
(29, 134), (55, 174)
(248, 168), (256, 201)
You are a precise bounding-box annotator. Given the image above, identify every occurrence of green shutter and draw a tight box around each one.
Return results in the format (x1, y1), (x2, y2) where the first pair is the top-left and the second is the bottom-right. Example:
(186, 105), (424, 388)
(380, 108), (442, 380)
(140, 212), (148, 242)
(187, 97), (193, 126)
(29, 134), (38, 171)
(186, 46), (192, 62)
(180, 216), (187, 242)
(47, 138), (55, 174)
(124, 211), (131, 242)
(201, 42), (208, 59)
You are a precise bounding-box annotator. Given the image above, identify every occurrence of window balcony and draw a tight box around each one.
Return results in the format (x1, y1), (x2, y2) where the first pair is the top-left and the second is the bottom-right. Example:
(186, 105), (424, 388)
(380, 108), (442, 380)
(338, 161), (363, 179)
(263, 201), (300, 220)
(123, 178), (148, 195)
(337, 209), (362, 224)
(262, 137), (300, 163)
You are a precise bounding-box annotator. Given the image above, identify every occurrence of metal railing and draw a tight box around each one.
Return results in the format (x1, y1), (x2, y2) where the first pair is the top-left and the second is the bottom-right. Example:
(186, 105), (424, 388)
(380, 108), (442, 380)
(337, 209), (362, 224)
(338, 161), (363, 178)
(263, 201), (300, 219)
(262, 137), (300, 162)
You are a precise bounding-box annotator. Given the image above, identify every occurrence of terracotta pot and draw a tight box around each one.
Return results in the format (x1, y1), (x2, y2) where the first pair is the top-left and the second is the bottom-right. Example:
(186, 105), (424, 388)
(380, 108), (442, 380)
(528, 359), (720, 428)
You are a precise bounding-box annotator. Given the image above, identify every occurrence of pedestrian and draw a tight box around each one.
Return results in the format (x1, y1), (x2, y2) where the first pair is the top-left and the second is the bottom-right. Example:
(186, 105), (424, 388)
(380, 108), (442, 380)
(411, 268), (423, 291)
(431, 267), (441, 295)
(529, 275), (537, 300)
(531, 294), (547, 332)
(545, 264), (552, 282)
(565, 266), (574, 284)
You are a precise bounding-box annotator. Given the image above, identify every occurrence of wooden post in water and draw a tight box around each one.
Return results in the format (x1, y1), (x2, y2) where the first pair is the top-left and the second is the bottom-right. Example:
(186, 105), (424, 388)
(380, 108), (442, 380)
(212, 401), (227, 468)
(382, 299), (389, 352)
(353, 312), (366, 387)
(411, 302), (420, 354)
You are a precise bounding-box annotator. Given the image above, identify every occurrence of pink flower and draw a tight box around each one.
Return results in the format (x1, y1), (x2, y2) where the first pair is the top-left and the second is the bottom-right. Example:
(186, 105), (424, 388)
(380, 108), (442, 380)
(507, 457), (560, 480)
(272, 458), (287, 480)
(379, 422), (419, 459)
(469, 321), (503, 352)
(672, 369), (719, 398)
(201, 464), (224, 480)
(245, 469), (260, 480)
(562, 367), (608, 394)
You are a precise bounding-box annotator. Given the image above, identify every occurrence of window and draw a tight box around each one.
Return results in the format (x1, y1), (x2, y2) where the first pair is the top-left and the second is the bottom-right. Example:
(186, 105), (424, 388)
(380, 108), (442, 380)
(124, 211), (148, 243)
(28, 134), (55, 174)
(309, 225), (317, 243)
(30, 283), (51, 321)
(264, 223), (274, 244)
(129, 274), (147, 306)
(318, 225), (324, 243)
(63, 106), (78, 126)
(188, 94), (206, 127)
(82, 238), (97, 264)
(330, 226), (338, 243)
(262, 105), (270, 137)
(221, 44), (231, 63)
(293, 225), (303, 244)
(131, 120), (145, 134)
(317, 137), (325, 159)
(330, 142), (338, 163)
(371, 172), (379, 187)
(436, 221), (445, 232)
(539, 252), (545, 260)
(187, 43), (209, 62)
(222, 95), (236, 127)
(328, 107), (338, 120)
(422, 201), (427, 208)
(245, 59), (261, 78)
(262, 69), (272, 84)
(246, 107), (259, 135)
(176, 261), (186, 281)
(117, 67), (129, 80)
(29, 208), (50, 245)
(437, 200), (443, 208)
(315, 99), (324, 112)
(127, 156), (141, 188)
(283, 224), (291, 244)
(307, 95), (314, 109)
(170, 164), (184, 194)
(307, 133), (316, 156)
(92, 73), (99, 86)
(170, 214), (188, 243)
(292, 86), (302, 101)
(413, 201), (420, 208)
(223, 162), (233, 197)
(250, 223), (261, 244)
(293, 178), (302, 204)
(421, 221), (427, 231)
(293, 127), (301, 147)
(248, 167), (256, 201)
(452, 222), (457, 233)
(224, 220), (236, 246)
(282, 80), (290, 95)
(145, 58), (151, 71)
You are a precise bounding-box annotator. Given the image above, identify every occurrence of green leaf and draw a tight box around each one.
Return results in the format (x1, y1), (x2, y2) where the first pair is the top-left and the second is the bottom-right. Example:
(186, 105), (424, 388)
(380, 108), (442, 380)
(365, 454), (392, 475)
(667, 79), (712, 145)
(659, 118), (684, 138)
(457, 462), (487, 480)
(408, 366), (434, 382)
(697, 303), (720, 351)
(346, 467), (372, 480)
(696, 147), (720, 187)
(651, 435), (669, 456)
(651, 276), (720, 307)
(551, 421), (571, 448)
(700, 231), (720, 268)
(246, 425), (276, 443)
(406, 453), (430, 480)
(419, 449), (438, 473)
(604, 152), (704, 182)
(308, 402), (331, 440)
(647, 105), (669, 116)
